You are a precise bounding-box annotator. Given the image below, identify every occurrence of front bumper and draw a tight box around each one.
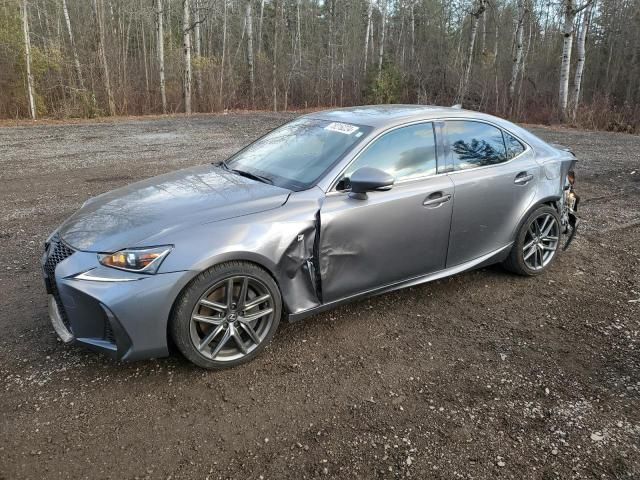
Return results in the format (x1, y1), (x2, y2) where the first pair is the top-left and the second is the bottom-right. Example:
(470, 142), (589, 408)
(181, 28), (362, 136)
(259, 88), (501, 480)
(42, 239), (192, 361)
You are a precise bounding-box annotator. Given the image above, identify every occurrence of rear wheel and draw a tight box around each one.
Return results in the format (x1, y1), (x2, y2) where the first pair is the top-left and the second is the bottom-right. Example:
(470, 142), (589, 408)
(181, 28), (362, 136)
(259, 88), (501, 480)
(170, 261), (282, 369)
(503, 205), (561, 276)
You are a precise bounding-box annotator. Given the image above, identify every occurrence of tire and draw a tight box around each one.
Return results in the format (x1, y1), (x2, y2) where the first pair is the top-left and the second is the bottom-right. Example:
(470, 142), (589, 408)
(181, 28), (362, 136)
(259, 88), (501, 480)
(502, 205), (562, 276)
(170, 261), (282, 369)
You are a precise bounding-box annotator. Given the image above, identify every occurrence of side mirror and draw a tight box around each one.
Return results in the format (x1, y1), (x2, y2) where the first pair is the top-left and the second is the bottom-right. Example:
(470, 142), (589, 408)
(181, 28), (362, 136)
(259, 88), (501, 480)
(348, 167), (395, 200)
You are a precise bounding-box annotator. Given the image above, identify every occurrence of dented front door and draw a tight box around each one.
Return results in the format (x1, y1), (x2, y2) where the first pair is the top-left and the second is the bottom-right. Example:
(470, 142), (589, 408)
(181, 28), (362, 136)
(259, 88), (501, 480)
(318, 175), (455, 303)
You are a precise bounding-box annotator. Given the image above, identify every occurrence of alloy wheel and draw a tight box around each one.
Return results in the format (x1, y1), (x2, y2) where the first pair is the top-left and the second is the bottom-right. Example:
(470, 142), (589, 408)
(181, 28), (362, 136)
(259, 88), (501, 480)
(523, 212), (559, 271)
(189, 275), (274, 362)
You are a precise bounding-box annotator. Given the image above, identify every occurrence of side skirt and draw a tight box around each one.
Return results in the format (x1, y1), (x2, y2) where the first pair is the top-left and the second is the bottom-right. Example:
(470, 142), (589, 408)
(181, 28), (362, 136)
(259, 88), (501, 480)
(287, 243), (513, 323)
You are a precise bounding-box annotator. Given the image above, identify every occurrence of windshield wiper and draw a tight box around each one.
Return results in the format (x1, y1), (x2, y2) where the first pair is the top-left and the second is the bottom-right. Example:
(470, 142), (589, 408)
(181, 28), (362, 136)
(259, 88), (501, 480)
(230, 168), (273, 185)
(218, 160), (273, 185)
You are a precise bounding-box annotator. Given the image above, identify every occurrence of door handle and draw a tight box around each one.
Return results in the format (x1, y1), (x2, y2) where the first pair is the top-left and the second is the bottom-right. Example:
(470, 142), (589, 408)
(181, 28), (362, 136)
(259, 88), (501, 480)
(514, 172), (534, 185)
(423, 192), (452, 207)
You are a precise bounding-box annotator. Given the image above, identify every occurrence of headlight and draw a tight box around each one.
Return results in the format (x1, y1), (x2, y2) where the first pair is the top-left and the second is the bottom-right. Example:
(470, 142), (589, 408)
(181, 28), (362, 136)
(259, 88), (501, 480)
(98, 246), (172, 274)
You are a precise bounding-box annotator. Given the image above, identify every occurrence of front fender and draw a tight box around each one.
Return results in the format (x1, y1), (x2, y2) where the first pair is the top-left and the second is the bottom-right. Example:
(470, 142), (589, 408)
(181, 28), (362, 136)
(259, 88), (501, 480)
(153, 190), (325, 318)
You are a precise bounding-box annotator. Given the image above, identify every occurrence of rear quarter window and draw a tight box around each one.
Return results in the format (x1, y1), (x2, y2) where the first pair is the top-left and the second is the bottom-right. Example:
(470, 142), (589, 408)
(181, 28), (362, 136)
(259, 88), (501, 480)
(504, 131), (526, 159)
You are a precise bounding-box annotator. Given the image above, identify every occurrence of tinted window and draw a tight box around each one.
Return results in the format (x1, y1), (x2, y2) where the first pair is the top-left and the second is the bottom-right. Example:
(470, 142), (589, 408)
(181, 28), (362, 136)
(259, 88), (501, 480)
(227, 118), (371, 191)
(340, 123), (437, 187)
(504, 131), (526, 159)
(448, 121), (507, 170)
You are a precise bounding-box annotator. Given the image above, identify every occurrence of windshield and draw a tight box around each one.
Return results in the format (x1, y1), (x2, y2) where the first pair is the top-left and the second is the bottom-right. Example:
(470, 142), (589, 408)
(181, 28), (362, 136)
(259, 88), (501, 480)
(224, 118), (372, 191)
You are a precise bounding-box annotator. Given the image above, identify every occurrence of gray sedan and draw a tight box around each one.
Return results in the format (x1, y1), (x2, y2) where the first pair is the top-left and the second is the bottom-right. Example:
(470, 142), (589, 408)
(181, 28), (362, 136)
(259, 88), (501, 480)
(42, 105), (579, 369)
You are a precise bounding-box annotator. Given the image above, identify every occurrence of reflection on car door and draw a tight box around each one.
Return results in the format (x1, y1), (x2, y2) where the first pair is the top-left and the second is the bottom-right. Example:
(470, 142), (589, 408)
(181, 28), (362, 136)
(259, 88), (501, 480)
(444, 120), (540, 266)
(319, 122), (454, 303)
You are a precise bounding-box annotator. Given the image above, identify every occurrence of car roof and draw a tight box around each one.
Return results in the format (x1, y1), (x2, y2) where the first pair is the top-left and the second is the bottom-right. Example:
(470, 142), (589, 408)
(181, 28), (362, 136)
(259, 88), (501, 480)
(304, 104), (485, 128)
(303, 104), (551, 153)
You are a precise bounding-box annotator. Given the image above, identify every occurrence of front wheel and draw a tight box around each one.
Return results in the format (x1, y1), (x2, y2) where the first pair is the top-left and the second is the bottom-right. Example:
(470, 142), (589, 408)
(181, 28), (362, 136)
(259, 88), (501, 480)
(170, 261), (282, 369)
(503, 205), (561, 276)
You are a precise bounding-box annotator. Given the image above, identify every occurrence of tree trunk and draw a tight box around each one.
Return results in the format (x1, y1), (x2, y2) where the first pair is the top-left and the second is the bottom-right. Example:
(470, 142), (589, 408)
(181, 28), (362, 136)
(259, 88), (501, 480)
(182, 0), (192, 114)
(481, 5), (487, 55)
(219, 0), (227, 109)
(458, 0), (485, 103)
(329, 0), (334, 104)
(378, 0), (387, 80)
(516, 12), (533, 117)
(141, 17), (150, 108)
(156, 0), (167, 113)
(296, 0), (302, 66)
(363, 0), (372, 74)
(410, 1), (415, 65)
(61, 0), (84, 90)
(272, 0), (278, 111)
(92, 0), (115, 116)
(194, 0), (203, 104)
(508, 0), (525, 114)
(257, 0), (265, 54)
(559, 0), (577, 119)
(122, 13), (132, 114)
(571, 0), (594, 121)
(246, 0), (255, 108)
(21, 0), (36, 119)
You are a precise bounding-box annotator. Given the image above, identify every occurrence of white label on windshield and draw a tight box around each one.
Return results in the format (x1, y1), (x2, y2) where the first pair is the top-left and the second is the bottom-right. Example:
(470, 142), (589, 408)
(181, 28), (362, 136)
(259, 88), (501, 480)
(324, 122), (359, 135)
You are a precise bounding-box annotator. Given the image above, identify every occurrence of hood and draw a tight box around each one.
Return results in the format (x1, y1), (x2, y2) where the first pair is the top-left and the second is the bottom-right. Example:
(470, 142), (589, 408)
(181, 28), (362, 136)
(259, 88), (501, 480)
(58, 164), (291, 252)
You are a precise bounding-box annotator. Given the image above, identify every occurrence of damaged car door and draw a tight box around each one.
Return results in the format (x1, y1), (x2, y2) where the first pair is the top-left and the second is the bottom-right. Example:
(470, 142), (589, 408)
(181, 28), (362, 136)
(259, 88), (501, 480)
(319, 122), (454, 303)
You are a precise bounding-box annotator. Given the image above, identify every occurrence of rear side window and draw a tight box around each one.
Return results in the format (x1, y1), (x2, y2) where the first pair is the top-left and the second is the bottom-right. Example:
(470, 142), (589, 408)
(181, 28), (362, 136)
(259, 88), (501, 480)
(340, 122), (437, 186)
(447, 121), (507, 170)
(504, 131), (526, 159)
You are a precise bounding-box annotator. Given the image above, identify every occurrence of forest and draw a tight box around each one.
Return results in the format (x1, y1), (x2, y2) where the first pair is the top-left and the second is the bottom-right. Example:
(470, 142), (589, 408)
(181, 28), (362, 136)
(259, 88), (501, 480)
(1, 0), (639, 131)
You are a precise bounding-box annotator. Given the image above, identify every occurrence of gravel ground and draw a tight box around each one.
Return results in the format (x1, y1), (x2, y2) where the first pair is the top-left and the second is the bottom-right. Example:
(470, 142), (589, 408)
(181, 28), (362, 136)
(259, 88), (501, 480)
(0, 113), (638, 480)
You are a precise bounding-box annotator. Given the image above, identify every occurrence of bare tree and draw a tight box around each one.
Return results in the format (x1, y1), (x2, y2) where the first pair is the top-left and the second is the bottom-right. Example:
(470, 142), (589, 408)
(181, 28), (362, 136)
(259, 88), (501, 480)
(257, 0), (265, 54)
(457, 0), (486, 104)
(182, 0), (192, 114)
(219, 0), (227, 108)
(21, 0), (36, 119)
(508, 0), (526, 114)
(61, 0), (84, 90)
(364, 0), (372, 74)
(92, 0), (115, 116)
(272, 0), (279, 111)
(246, 0), (255, 108)
(329, 0), (335, 104)
(410, 0), (415, 64)
(295, 0), (302, 66)
(156, 0), (167, 113)
(377, 0), (387, 80)
(559, 0), (592, 119)
(571, 0), (595, 120)
(193, 0), (203, 104)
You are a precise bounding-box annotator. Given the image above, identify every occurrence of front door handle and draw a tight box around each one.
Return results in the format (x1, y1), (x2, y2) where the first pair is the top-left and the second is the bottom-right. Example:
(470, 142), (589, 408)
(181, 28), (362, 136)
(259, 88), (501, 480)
(423, 192), (452, 207)
(514, 172), (534, 185)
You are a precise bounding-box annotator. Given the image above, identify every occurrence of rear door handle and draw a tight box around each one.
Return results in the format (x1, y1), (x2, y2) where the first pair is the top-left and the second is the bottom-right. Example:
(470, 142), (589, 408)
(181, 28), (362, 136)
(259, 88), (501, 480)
(514, 172), (534, 185)
(423, 192), (452, 207)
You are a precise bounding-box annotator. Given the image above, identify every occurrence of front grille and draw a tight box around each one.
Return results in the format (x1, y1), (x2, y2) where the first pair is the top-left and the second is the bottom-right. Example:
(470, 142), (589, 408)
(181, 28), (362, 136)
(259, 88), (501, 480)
(44, 234), (75, 331)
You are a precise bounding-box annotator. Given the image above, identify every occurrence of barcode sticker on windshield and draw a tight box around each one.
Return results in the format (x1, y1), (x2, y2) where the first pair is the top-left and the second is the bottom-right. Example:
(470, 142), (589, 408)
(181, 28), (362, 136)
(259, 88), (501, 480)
(324, 122), (359, 135)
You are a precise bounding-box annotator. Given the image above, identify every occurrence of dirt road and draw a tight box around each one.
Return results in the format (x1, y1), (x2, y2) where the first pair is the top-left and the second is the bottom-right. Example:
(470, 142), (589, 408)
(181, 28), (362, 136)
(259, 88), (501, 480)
(1, 113), (638, 479)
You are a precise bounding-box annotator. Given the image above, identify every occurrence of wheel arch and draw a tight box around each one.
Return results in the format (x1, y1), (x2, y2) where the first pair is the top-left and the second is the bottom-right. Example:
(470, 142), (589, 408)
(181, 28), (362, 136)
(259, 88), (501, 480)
(165, 252), (285, 348)
(510, 195), (562, 243)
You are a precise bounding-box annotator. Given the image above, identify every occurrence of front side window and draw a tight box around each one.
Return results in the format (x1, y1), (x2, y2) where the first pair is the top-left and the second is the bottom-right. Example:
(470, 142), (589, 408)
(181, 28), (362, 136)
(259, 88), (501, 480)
(226, 118), (371, 191)
(339, 122), (437, 189)
(448, 121), (507, 170)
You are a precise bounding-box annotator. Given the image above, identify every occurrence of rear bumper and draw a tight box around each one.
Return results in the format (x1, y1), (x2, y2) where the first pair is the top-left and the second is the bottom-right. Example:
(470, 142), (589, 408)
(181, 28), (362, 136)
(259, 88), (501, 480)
(42, 247), (193, 362)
